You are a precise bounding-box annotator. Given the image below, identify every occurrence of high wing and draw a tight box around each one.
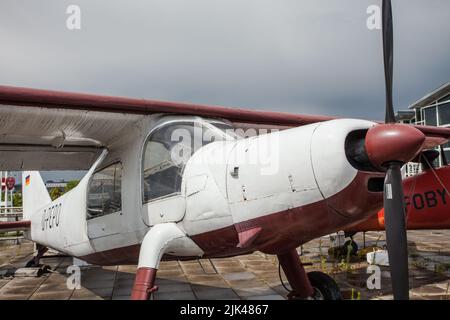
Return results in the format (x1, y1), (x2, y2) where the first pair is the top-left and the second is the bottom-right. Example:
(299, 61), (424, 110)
(0, 85), (335, 126)
(1, 85), (450, 170)
(0, 85), (333, 170)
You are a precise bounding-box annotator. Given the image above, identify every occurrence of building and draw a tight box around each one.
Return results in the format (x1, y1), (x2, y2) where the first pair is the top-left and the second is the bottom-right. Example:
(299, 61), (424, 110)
(410, 81), (450, 166)
(1, 172), (15, 208)
(395, 81), (450, 175)
(45, 180), (68, 191)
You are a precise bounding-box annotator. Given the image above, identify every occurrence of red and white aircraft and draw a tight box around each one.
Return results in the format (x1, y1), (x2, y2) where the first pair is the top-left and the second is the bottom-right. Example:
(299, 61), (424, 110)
(0, 1), (448, 300)
(345, 153), (450, 237)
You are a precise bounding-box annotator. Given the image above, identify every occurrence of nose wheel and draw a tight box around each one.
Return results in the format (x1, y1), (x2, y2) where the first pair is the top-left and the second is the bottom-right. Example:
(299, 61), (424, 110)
(277, 249), (343, 300)
(307, 271), (342, 300)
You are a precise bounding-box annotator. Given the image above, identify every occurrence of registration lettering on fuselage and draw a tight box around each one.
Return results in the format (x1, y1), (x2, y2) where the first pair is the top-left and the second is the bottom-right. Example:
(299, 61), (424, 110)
(405, 188), (447, 211)
(41, 204), (62, 231)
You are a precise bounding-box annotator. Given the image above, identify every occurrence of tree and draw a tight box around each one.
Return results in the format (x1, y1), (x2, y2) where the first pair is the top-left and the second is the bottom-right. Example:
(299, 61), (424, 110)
(64, 180), (80, 194)
(13, 192), (22, 207)
(49, 187), (62, 200)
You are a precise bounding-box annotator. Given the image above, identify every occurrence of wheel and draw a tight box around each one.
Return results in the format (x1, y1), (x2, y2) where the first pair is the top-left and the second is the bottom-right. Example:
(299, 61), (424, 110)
(307, 271), (342, 300)
(344, 239), (358, 255)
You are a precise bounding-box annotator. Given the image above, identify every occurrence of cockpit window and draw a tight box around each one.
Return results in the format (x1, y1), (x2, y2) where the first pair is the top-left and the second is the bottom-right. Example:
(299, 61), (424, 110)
(142, 120), (232, 203)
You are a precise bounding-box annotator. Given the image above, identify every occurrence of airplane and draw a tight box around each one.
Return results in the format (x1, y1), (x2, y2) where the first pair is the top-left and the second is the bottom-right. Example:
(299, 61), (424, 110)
(343, 151), (450, 250)
(0, 1), (449, 300)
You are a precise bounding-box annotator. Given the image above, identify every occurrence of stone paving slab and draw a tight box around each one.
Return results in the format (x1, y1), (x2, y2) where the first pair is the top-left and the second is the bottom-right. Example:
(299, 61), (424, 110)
(70, 288), (103, 300)
(222, 272), (256, 281)
(153, 290), (197, 300)
(193, 287), (240, 300)
(0, 230), (449, 300)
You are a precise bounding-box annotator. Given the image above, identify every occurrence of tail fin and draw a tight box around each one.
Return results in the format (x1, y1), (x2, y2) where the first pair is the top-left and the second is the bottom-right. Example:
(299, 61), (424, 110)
(22, 171), (51, 220)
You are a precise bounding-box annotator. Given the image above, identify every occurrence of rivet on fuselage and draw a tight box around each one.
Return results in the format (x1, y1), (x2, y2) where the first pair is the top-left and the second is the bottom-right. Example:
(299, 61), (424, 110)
(288, 174), (296, 192)
(242, 185), (247, 201)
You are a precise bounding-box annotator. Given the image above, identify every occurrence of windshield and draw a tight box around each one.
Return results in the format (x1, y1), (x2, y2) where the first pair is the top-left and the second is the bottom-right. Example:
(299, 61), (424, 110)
(142, 120), (234, 202)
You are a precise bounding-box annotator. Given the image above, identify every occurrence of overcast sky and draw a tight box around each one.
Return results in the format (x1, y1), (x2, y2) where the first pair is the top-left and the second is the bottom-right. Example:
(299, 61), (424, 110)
(1, 0), (450, 181)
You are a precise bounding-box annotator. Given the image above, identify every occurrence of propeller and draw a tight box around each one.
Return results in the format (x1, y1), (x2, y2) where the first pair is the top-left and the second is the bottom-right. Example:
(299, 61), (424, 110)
(364, 0), (425, 300)
(380, 0), (410, 300)
(382, 0), (395, 124)
(383, 162), (410, 300)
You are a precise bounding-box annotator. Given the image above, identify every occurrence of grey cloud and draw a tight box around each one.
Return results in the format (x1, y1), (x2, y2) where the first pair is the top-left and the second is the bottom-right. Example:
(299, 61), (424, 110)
(0, 0), (449, 122)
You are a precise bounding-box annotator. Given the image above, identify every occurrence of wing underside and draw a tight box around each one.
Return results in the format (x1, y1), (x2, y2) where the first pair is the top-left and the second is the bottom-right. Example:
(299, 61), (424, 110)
(0, 102), (142, 170)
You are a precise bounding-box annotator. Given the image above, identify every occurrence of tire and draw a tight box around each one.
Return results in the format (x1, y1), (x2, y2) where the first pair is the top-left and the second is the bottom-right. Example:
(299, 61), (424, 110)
(307, 271), (343, 300)
(344, 240), (358, 255)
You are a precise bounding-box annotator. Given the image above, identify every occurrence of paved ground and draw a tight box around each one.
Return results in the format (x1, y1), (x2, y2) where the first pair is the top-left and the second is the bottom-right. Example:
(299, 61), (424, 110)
(0, 230), (449, 300)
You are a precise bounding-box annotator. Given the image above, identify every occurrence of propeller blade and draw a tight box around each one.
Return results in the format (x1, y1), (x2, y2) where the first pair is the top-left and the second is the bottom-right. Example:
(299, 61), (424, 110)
(383, 162), (409, 300)
(382, 0), (395, 123)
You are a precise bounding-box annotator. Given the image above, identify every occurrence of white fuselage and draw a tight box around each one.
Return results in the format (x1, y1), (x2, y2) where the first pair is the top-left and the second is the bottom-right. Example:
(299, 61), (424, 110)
(23, 115), (383, 264)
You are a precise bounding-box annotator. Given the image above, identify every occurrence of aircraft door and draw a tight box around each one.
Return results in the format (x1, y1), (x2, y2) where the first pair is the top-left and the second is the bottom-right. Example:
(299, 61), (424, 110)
(86, 162), (124, 239)
(140, 118), (235, 226)
(140, 121), (191, 225)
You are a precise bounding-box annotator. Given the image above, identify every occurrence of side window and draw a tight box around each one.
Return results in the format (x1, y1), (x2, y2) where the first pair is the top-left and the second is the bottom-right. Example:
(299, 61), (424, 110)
(143, 123), (191, 202)
(143, 121), (226, 203)
(87, 162), (122, 220)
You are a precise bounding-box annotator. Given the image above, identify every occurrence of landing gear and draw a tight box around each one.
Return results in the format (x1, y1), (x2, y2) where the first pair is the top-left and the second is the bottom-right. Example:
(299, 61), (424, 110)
(131, 267), (158, 300)
(25, 244), (48, 267)
(307, 271), (342, 300)
(21, 244), (50, 277)
(130, 223), (203, 300)
(277, 249), (314, 300)
(278, 249), (342, 300)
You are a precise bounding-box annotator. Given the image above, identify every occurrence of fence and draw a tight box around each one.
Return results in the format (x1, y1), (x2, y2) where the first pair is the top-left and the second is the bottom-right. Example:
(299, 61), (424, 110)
(0, 207), (24, 244)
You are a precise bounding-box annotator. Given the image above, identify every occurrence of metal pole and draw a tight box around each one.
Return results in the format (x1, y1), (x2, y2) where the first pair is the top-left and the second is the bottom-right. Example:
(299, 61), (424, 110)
(4, 171), (7, 212)
(1, 171), (5, 213)
(15, 211), (20, 245)
(1, 171), (3, 208)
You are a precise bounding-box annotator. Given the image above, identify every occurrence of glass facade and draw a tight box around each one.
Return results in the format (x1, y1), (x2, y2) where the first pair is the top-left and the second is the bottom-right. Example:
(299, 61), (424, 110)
(415, 108), (422, 123)
(420, 95), (450, 127)
(417, 93), (450, 167)
(423, 106), (437, 126)
(438, 94), (450, 103)
(445, 150), (450, 163)
(438, 102), (450, 126)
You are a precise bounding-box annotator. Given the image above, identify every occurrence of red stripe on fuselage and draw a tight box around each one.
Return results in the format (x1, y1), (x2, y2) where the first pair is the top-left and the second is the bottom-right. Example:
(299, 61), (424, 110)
(79, 171), (383, 265)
